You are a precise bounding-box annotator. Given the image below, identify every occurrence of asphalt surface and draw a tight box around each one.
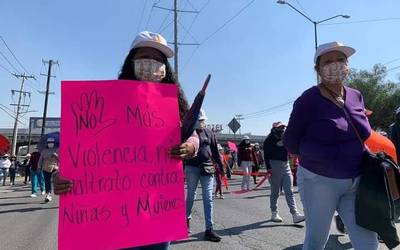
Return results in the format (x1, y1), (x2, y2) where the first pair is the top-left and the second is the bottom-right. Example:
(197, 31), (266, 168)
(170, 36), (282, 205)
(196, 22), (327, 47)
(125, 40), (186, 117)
(0, 176), (396, 250)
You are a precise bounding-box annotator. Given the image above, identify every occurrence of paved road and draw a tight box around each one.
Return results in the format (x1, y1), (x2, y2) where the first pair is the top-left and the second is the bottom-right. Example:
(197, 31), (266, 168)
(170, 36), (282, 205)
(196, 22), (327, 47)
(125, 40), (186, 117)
(0, 176), (396, 249)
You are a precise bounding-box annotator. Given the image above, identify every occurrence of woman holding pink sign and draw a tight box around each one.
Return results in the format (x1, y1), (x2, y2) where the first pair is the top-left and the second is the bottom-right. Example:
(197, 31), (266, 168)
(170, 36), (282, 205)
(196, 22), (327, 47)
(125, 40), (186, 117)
(54, 31), (199, 250)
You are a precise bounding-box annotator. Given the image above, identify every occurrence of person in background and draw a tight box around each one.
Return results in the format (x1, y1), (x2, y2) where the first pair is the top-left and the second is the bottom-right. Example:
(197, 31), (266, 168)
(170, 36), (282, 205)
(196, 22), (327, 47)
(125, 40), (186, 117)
(283, 41), (378, 249)
(389, 107), (400, 160)
(214, 144), (225, 199)
(38, 138), (59, 203)
(23, 153), (31, 184)
(53, 31), (199, 250)
(9, 155), (19, 186)
(0, 154), (11, 186)
(30, 150), (44, 197)
(238, 136), (254, 191)
(185, 109), (224, 242)
(252, 143), (264, 184)
(263, 122), (305, 223)
(222, 148), (233, 179)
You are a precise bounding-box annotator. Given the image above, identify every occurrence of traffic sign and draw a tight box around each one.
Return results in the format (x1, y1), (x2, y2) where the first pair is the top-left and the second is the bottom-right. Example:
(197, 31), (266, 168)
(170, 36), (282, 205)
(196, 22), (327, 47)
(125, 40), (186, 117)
(228, 118), (241, 134)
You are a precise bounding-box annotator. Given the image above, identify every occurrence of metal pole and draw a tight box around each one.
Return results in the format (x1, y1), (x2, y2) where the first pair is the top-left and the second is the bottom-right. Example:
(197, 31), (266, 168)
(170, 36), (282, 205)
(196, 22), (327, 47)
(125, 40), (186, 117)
(314, 22), (320, 83)
(314, 22), (318, 52)
(11, 75), (26, 156)
(174, 0), (179, 81)
(41, 60), (53, 137)
(27, 118), (32, 154)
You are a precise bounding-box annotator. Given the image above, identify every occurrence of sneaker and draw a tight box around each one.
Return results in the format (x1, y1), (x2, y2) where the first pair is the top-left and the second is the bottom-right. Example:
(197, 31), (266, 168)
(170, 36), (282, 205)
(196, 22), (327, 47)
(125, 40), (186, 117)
(187, 219), (191, 233)
(204, 228), (221, 242)
(220, 195), (224, 199)
(214, 194), (220, 198)
(292, 212), (306, 224)
(45, 194), (52, 202)
(41, 191), (45, 196)
(30, 193), (37, 198)
(271, 212), (283, 222)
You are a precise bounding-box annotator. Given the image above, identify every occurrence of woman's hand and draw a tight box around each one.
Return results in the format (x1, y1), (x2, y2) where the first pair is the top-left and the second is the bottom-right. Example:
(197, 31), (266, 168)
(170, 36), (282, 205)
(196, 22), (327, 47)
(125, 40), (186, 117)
(53, 172), (73, 195)
(169, 142), (195, 159)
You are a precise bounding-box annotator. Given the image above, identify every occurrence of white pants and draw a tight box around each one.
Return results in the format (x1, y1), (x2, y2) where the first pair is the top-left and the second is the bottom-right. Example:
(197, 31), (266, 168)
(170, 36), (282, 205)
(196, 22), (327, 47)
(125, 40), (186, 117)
(241, 161), (252, 190)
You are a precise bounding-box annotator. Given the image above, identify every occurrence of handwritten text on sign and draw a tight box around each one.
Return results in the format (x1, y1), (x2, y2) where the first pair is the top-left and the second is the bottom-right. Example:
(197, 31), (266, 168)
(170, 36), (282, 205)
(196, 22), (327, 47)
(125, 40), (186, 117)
(59, 80), (187, 250)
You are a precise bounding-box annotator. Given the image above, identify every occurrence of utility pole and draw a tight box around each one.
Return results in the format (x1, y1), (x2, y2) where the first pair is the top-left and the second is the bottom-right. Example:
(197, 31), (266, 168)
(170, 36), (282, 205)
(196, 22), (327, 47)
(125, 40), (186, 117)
(174, 0), (179, 80)
(10, 73), (35, 156)
(235, 114), (244, 135)
(154, 1), (199, 81)
(40, 59), (58, 137)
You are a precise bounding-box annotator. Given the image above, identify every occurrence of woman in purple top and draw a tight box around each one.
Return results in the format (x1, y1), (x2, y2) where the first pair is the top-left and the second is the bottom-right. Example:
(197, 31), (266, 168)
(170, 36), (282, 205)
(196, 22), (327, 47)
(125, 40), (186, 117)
(283, 41), (378, 250)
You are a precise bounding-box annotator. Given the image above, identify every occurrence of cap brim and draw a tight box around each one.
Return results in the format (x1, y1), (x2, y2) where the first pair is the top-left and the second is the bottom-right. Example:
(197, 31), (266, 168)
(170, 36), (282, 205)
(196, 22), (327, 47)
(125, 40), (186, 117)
(314, 46), (356, 63)
(133, 41), (174, 58)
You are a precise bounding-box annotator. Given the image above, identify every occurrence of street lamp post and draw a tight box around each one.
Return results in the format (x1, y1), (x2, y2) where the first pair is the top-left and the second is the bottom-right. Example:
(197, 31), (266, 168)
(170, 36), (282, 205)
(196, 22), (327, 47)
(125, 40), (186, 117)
(277, 0), (350, 51)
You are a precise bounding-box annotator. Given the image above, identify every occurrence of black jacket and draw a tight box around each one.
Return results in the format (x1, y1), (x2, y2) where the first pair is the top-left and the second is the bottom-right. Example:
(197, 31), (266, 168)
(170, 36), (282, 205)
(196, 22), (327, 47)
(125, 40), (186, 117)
(355, 152), (400, 249)
(185, 128), (223, 172)
(263, 131), (288, 170)
(389, 121), (400, 161)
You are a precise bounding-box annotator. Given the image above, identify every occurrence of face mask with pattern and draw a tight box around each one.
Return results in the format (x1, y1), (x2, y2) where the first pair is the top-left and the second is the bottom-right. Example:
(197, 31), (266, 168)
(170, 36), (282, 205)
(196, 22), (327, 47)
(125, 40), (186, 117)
(320, 61), (349, 84)
(133, 59), (166, 82)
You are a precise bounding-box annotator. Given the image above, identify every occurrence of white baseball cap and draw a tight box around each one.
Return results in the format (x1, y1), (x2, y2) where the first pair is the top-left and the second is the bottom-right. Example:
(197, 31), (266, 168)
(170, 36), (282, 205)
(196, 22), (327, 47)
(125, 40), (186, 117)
(242, 135), (250, 140)
(130, 31), (174, 58)
(314, 41), (356, 63)
(198, 109), (208, 121)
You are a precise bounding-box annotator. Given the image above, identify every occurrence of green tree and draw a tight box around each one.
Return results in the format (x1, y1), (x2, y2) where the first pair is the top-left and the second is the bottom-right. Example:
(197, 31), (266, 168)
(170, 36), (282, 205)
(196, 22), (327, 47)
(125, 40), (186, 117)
(347, 64), (400, 130)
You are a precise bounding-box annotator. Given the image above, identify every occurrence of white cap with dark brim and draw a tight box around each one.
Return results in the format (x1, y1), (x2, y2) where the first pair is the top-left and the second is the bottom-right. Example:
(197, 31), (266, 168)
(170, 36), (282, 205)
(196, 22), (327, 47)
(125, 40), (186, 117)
(314, 41), (356, 63)
(130, 31), (174, 58)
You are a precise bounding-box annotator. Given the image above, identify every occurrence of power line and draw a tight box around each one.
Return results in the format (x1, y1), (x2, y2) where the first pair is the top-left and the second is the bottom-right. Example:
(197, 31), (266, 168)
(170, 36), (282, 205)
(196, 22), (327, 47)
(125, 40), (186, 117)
(181, 0), (211, 42)
(321, 17), (400, 26)
(145, 0), (161, 30)
(185, 0), (197, 11)
(241, 100), (295, 119)
(182, 0), (252, 71)
(200, 0), (256, 44)
(293, 0), (310, 18)
(178, 20), (199, 44)
(160, 20), (174, 33)
(158, 11), (172, 32)
(387, 65), (400, 73)
(244, 106), (293, 120)
(0, 62), (13, 75)
(0, 36), (31, 75)
(137, 0), (149, 33)
(383, 57), (400, 66)
(0, 50), (21, 74)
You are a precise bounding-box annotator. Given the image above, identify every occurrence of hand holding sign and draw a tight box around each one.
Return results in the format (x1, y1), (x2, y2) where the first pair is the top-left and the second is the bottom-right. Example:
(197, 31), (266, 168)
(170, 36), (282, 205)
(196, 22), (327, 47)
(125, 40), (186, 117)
(71, 90), (116, 136)
(53, 173), (73, 195)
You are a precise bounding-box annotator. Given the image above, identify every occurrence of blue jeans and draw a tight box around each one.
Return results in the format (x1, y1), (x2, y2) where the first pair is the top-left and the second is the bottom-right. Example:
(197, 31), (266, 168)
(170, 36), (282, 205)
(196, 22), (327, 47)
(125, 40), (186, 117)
(185, 165), (214, 230)
(43, 171), (53, 193)
(1, 168), (9, 185)
(269, 160), (298, 214)
(297, 166), (378, 250)
(126, 242), (170, 250)
(31, 170), (44, 194)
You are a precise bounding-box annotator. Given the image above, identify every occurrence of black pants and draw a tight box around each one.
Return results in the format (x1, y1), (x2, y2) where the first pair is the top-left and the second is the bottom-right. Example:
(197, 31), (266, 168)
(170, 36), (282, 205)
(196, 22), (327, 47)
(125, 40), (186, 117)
(24, 166), (30, 183)
(9, 168), (16, 185)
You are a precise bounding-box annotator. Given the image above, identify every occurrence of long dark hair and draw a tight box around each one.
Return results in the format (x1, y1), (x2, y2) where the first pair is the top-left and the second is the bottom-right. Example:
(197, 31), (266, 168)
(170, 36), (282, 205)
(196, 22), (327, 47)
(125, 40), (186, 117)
(118, 48), (189, 121)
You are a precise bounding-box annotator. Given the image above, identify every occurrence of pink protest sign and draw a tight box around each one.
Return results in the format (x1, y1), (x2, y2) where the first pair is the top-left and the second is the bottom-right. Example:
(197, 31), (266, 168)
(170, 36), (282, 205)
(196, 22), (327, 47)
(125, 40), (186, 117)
(59, 80), (187, 250)
(227, 141), (238, 152)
